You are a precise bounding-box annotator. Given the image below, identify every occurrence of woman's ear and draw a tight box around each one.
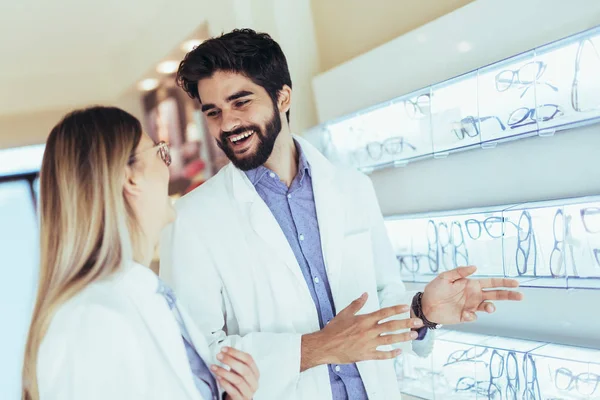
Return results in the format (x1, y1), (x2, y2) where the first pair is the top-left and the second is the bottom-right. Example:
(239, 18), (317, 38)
(277, 85), (292, 114)
(123, 164), (142, 198)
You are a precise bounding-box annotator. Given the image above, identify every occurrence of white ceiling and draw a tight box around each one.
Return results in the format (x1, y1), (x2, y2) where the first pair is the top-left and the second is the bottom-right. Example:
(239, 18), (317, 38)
(0, 0), (208, 117)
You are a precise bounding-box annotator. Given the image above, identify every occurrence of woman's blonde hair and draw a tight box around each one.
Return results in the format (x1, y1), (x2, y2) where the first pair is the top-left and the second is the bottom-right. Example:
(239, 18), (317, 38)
(22, 106), (144, 400)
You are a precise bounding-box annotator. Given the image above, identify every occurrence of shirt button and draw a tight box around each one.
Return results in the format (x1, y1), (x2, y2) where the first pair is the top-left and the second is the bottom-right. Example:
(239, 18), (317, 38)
(335, 365), (341, 372)
(269, 172), (275, 178)
(314, 277), (320, 284)
(287, 194), (292, 199)
(299, 234), (305, 241)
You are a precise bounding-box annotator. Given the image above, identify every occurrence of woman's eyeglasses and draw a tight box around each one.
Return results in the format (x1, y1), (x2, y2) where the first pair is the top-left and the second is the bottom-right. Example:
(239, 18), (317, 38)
(130, 141), (171, 166)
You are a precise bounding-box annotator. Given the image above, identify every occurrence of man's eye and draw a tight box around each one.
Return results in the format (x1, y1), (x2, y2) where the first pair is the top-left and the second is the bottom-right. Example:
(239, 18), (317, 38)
(207, 110), (219, 118)
(236, 100), (250, 107)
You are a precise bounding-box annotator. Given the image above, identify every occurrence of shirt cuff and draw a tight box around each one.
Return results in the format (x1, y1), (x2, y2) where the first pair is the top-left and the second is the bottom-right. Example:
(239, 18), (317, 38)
(414, 326), (428, 341)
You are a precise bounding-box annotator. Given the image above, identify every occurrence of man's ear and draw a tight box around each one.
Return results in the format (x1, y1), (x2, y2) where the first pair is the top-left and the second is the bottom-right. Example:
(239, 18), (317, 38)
(123, 165), (142, 198)
(277, 85), (292, 115)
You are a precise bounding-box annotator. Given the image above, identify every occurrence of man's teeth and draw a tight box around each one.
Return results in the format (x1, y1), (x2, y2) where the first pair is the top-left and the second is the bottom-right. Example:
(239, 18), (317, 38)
(230, 131), (254, 143)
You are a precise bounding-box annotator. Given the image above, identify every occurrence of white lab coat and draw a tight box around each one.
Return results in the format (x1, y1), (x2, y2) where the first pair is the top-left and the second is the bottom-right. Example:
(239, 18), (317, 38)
(37, 261), (220, 400)
(160, 136), (433, 400)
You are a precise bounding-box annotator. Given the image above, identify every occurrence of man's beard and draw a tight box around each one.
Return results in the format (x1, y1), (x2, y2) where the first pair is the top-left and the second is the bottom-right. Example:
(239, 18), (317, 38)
(216, 105), (282, 171)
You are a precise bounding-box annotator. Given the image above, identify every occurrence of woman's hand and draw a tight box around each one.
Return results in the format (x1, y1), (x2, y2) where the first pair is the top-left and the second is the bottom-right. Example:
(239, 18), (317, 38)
(211, 347), (259, 400)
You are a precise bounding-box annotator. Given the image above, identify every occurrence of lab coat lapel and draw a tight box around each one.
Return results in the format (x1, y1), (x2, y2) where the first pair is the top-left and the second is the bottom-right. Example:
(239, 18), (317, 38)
(228, 165), (309, 288)
(296, 137), (346, 303)
(118, 265), (200, 400)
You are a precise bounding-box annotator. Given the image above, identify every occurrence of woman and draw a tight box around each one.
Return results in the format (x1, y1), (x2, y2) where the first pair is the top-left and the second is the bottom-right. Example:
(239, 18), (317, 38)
(22, 106), (259, 400)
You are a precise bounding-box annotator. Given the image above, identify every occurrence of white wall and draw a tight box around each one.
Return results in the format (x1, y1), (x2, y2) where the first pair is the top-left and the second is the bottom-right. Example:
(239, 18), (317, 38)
(311, 0), (600, 349)
(0, 90), (145, 151)
(313, 0), (600, 123)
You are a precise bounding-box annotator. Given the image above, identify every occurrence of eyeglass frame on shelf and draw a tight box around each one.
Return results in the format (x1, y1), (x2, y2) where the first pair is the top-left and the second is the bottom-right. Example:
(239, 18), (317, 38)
(452, 115), (506, 140)
(364, 136), (417, 160)
(495, 60), (559, 99)
(515, 210), (538, 277)
(507, 104), (564, 130)
(571, 37), (600, 113)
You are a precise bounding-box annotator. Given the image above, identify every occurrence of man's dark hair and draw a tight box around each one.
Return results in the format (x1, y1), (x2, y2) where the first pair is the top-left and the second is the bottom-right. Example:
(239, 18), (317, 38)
(176, 28), (292, 122)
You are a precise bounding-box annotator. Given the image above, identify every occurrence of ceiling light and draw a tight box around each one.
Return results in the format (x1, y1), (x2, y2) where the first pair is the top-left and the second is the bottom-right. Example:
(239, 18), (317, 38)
(137, 78), (159, 91)
(156, 60), (180, 74)
(457, 41), (472, 53)
(181, 39), (203, 52)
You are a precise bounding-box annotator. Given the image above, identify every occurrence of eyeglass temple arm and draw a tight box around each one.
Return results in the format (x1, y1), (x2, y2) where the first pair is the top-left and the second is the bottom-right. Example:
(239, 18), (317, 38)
(479, 115), (506, 130)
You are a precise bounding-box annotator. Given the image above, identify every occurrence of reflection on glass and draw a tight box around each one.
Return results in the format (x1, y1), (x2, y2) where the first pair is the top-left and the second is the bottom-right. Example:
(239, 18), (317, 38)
(444, 346), (488, 367)
(555, 367), (600, 396)
(581, 207), (600, 233)
(451, 221), (469, 267)
(398, 254), (423, 273)
(427, 220), (440, 273)
(438, 221), (452, 271)
(572, 38), (600, 112)
(507, 104), (564, 129)
(580, 206), (600, 268)
(455, 376), (500, 398)
(495, 61), (558, 98)
(405, 94), (431, 119)
(550, 209), (565, 277)
(365, 136), (416, 160)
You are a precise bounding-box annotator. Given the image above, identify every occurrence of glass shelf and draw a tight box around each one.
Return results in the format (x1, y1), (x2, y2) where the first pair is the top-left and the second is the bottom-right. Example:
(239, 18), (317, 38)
(395, 329), (600, 400)
(431, 71), (480, 156)
(385, 195), (600, 290)
(477, 50), (540, 144)
(306, 25), (600, 174)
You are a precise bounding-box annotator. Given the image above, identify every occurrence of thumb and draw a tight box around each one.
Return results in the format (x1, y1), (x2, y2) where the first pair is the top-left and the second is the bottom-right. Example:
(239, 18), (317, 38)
(341, 292), (368, 316)
(443, 266), (477, 282)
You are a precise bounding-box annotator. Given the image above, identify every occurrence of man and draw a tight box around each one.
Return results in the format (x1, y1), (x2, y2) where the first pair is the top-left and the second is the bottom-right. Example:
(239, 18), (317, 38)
(160, 29), (523, 400)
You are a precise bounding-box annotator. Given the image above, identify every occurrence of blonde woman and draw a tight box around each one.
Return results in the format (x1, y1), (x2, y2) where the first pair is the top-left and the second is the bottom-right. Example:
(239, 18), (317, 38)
(22, 106), (259, 400)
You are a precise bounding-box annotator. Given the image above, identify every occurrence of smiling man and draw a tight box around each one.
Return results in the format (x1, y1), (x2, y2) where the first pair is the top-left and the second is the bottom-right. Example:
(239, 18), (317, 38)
(160, 29), (523, 400)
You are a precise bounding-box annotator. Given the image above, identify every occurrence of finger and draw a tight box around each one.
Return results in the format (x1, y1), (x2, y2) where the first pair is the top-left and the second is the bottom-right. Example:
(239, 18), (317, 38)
(369, 348), (403, 361)
(375, 318), (423, 334)
(217, 353), (256, 390)
(479, 277), (520, 289)
(216, 374), (243, 400)
(477, 301), (496, 313)
(462, 310), (478, 322)
(212, 366), (253, 400)
(483, 290), (523, 301)
(221, 347), (260, 381)
(376, 331), (418, 346)
(340, 292), (369, 316)
(367, 304), (411, 323)
(440, 266), (477, 282)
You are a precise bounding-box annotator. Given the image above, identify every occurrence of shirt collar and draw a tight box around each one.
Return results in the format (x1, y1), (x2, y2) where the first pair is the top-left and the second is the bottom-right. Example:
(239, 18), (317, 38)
(244, 138), (311, 186)
(296, 139), (311, 184)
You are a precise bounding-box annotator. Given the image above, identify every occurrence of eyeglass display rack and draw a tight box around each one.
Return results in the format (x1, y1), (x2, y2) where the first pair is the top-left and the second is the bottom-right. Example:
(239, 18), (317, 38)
(307, 25), (600, 174)
(396, 329), (600, 400)
(385, 195), (600, 290)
